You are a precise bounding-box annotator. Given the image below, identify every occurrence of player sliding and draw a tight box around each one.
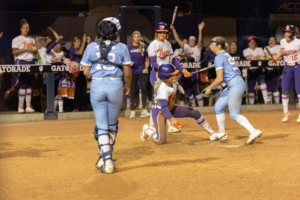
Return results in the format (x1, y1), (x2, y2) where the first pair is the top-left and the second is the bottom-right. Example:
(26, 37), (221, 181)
(205, 37), (262, 145)
(81, 17), (132, 174)
(148, 22), (192, 133)
(272, 25), (300, 122)
(140, 63), (226, 145)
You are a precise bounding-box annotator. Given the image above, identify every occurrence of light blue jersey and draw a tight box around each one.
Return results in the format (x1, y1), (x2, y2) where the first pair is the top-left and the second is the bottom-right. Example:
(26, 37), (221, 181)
(215, 50), (241, 83)
(80, 40), (131, 77)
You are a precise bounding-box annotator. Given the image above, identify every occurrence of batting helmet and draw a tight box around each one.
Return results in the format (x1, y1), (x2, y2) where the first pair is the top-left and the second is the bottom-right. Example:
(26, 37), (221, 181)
(158, 64), (180, 82)
(283, 25), (295, 39)
(155, 22), (169, 40)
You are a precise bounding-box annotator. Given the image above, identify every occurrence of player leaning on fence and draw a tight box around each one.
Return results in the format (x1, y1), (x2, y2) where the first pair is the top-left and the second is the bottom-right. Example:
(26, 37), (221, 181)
(12, 19), (38, 114)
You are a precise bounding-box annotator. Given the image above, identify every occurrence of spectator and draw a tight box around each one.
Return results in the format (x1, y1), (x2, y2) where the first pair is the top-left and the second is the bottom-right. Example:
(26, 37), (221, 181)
(173, 39), (187, 58)
(12, 19), (38, 114)
(170, 22), (205, 107)
(264, 37), (281, 104)
(203, 48), (217, 106)
(69, 34), (89, 112)
(229, 41), (245, 61)
(127, 31), (150, 118)
(243, 37), (270, 104)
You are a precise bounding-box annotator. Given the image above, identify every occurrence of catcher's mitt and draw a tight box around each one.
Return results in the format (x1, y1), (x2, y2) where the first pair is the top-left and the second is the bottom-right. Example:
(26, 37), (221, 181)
(201, 86), (223, 98)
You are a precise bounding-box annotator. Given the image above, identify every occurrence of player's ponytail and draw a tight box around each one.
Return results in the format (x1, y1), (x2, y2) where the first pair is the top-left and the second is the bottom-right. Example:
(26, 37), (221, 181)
(20, 19), (28, 28)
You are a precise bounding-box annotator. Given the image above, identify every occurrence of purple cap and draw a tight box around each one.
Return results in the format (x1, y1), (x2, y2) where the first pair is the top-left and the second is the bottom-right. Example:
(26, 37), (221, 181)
(56, 41), (65, 45)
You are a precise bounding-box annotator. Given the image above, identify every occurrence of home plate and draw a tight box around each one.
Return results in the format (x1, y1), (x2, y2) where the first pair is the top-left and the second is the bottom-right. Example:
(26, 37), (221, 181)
(218, 145), (241, 148)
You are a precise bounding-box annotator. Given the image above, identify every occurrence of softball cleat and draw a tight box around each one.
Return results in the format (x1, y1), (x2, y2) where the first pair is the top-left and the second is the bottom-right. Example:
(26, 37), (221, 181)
(149, 124), (156, 132)
(129, 111), (136, 119)
(210, 131), (227, 141)
(25, 106), (35, 113)
(18, 106), (25, 114)
(168, 125), (181, 133)
(140, 109), (150, 118)
(140, 124), (149, 142)
(282, 112), (290, 123)
(297, 117), (300, 123)
(246, 129), (262, 145)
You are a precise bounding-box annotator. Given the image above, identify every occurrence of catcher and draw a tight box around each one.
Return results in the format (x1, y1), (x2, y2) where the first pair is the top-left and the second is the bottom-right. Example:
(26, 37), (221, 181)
(140, 63), (226, 145)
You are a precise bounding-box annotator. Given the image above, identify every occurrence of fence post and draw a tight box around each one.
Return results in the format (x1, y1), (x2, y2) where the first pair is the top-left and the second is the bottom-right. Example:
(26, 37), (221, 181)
(46, 72), (55, 113)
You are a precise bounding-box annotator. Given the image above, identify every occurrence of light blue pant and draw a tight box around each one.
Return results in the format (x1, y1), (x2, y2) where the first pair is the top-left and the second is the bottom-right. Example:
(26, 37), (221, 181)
(90, 77), (123, 135)
(214, 77), (245, 121)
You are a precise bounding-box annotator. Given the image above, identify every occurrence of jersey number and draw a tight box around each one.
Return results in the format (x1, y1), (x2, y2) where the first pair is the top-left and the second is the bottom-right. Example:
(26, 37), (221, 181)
(95, 52), (116, 70)
(228, 57), (238, 70)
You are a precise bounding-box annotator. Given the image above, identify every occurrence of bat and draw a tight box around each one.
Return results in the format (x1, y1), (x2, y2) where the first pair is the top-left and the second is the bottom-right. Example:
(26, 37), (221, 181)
(172, 6), (178, 24)
(265, 47), (273, 59)
(190, 64), (215, 75)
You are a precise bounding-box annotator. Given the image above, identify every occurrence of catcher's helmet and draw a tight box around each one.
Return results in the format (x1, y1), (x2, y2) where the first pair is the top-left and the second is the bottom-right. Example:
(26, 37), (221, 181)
(158, 64), (180, 82)
(283, 25), (296, 39)
(97, 17), (121, 40)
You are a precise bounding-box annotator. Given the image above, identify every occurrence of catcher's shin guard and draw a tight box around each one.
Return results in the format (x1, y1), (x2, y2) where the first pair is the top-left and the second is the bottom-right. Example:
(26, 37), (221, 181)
(94, 132), (114, 173)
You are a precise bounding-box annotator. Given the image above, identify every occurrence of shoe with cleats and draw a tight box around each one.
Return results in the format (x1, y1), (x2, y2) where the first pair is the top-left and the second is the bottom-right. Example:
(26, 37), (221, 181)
(140, 124), (150, 142)
(246, 129), (262, 145)
(18, 106), (25, 114)
(140, 109), (150, 118)
(210, 131), (228, 141)
(129, 111), (136, 119)
(168, 125), (181, 133)
(25, 106), (35, 113)
(282, 112), (290, 123)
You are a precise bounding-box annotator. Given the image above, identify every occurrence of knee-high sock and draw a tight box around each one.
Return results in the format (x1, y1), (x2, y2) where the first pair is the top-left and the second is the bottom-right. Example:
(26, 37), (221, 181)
(126, 95), (130, 108)
(54, 96), (58, 111)
(58, 98), (64, 112)
(298, 95), (300, 109)
(237, 115), (255, 133)
(267, 92), (273, 104)
(273, 92), (280, 104)
(196, 115), (214, 134)
(249, 93), (255, 105)
(189, 95), (196, 107)
(98, 135), (112, 163)
(18, 89), (26, 108)
(149, 111), (154, 127)
(260, 83), (269, 103)
(282, 94), (289, 113)
(139, 90), (142, 105)
(25, 88), (32, 108)
(144, 127), (155, 137)
(216, 113), (225, 133)
(196, 94), (203, 107)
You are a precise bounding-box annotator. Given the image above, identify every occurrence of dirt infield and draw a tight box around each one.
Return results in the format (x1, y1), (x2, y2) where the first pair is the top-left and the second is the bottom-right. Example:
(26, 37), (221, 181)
(0, 110), (300, 200)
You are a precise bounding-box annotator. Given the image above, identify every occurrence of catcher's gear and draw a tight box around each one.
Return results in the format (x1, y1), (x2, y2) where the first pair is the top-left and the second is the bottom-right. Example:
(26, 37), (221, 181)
(97, 17), (121, 40)
(283, 25), (296, 39)
(202, 86), (223, 98)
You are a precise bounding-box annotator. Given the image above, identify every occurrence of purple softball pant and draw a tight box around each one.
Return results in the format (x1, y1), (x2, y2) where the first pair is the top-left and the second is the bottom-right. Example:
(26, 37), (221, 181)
(16, 60), (36, 89)
(281, 63), (300, 94)
(247, 68), (266, 93)
(265, 68), (279, 93)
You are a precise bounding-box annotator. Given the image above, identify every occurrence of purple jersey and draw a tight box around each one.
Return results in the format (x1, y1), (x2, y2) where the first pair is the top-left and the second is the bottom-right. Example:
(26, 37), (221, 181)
(69, 47), (82, 64)
(127, 44), (148, 74)
(203, 49), (216, 61)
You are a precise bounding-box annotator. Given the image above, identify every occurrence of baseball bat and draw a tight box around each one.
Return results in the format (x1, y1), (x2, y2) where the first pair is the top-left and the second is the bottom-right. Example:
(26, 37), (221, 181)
(190, 64), (215, 75)
(265, 47), (273, 60)
(172, 6), (178, 24)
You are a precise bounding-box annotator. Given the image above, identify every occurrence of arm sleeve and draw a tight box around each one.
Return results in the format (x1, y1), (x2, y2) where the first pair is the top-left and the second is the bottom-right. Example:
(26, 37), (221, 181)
(46, 42), (57, 53)
(160, 100), (174, 119)
(80, 45), (92, 66)
(150, 57), (159, 69)
(172, 57), (184, 72)
(214, 56), (224, 71)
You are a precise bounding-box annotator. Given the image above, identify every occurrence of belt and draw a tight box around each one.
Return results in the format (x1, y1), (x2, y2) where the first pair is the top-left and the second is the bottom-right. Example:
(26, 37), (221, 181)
(92, 77), (122, 80)
(286, 63), (296, 66)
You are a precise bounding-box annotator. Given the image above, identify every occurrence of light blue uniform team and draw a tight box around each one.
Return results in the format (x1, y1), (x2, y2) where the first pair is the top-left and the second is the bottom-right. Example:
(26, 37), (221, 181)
(214, 50), (245, 121)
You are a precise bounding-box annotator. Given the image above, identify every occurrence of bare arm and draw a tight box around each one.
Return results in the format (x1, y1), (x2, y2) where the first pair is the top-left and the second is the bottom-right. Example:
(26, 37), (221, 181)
(145, 57), (149, 68)
(83, 66), (91, 79)
(35, 36), (49, 49)
(170, 24), (183, 48)
(48, 27), (60, 41)
(207, 69), (224, 90)
(74, 34), (87, 56)
(197, 22), (205, 50)
(123, 65), (132, 95)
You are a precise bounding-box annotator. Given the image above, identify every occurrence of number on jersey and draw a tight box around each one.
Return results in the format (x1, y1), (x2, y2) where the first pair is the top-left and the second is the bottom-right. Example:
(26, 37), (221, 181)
(228, 57), (238, 70)
(95, 52), (116, 70)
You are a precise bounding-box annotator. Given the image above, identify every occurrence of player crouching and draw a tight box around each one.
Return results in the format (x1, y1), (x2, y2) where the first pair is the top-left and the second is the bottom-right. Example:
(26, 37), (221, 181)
(140, 64), (227, 144)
